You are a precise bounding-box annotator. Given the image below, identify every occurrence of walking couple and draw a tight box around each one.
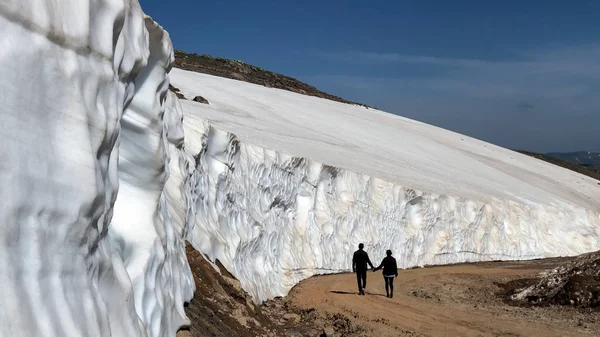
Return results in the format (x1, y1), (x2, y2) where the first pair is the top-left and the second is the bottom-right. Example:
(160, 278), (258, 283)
(352, 243), (398, 298)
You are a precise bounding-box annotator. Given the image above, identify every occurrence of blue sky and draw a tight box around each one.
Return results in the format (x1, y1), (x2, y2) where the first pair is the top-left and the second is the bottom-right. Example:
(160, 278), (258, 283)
(142, 0), (600, 152)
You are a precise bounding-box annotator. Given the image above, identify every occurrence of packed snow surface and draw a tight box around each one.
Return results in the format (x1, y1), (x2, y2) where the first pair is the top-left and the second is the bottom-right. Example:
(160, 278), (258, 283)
(0, 1), (193, 336)
(170, 68), (600, 302)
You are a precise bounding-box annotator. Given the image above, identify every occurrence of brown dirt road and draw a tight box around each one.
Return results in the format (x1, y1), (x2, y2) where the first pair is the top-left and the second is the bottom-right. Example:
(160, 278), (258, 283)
(284, 259), (600, 337)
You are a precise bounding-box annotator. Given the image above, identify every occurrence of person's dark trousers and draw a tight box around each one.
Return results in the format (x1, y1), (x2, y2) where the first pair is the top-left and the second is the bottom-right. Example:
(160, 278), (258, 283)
(356, 270), (367, 294)
(384, 277), (394, 297)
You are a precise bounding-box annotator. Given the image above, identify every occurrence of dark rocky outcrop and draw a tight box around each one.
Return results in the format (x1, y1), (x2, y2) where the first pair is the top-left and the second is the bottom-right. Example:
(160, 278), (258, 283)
(169, 84), (186, 100)
(192, 95), (209, 104)
(507, 251), (600, 308)
(173, 51), (369, 108)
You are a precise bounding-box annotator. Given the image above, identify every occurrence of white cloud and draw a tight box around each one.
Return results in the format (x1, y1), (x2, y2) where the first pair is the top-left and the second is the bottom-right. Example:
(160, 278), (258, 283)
(315, 45), (600, 100)
(307, 45), (600, 151)
(318, 51), (488, 67)
(319, 45), (600, 75)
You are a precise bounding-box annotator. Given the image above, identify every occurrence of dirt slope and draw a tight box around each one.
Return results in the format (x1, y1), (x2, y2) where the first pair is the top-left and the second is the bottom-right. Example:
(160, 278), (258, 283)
(178, 245), (281, 337)
(178, 245), (354, 337)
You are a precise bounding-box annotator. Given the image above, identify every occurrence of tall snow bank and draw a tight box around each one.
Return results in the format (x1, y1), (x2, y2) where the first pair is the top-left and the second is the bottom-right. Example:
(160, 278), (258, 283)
(171, 70), (600, 303)
(0, 1), (193, 336)
(184, 121), (600, 302)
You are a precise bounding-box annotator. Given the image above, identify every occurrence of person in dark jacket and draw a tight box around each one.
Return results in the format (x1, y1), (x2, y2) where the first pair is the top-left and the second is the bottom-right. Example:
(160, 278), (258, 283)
(352, 243), (374, 295)
(373, 249), (398, 298)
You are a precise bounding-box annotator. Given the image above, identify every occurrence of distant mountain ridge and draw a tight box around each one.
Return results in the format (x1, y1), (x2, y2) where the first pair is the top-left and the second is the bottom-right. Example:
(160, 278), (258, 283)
(517, 151), (600, 182)
(545, 152), (600, 169)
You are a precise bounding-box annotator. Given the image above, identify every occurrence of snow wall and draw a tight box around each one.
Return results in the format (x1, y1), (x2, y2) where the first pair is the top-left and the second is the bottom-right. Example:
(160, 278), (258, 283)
(183, 119), (600, 302)
(0, 1), (193, 336)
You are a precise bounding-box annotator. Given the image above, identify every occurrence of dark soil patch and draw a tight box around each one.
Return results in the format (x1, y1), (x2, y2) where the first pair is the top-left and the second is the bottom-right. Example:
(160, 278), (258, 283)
(555, 275), (600, 307)
(261, 299), (369, 337)
(496, 278), (538, 297)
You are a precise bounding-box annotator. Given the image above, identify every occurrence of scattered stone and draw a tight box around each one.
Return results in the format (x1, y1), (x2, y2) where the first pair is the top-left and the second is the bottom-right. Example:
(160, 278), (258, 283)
(193, 95), (209, 104)
(282, 313), (300, 324)
(168, 84), (186, 99)
(176, 330), (193, 337)
(320, 326), (335, 336)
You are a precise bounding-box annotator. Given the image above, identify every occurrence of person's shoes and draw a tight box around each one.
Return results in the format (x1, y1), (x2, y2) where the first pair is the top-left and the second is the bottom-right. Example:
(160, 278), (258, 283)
(390, 293), (393, 298)
(386, 294), (389, 298)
